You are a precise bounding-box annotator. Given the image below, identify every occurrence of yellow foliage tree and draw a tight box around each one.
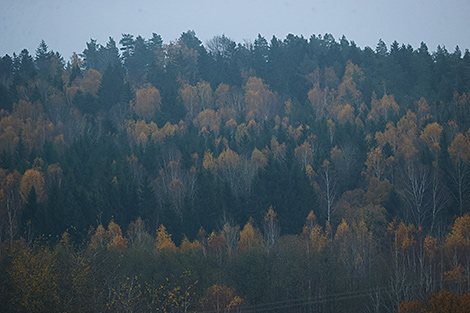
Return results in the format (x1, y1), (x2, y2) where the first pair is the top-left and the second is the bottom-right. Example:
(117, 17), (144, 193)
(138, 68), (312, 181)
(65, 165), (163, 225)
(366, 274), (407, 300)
(302, 211), (329, 253)
(287, 124), (303, 141)
(89, 224), (107, 250)
(19, 168), (45, 203)
(180, 236), (202, 253)
(217, 148), (241, 171)
(179, 83), (198, 119)
(416, 97), (431, 125)
(388, 219), (417, 252)
(222, 223), (240, 256)
(81, 69), (102, 96)
(13, 99), (44, 121)
(308, 83), (326, 118)
(244, 76), (277, 121)
(270, 136), (286, 161)
(376, 122), (398, 156)
(327, 119), (335, 144)
(309, 223), (328, 253)
(203, 150), (216, 170)
(161, 121), (178, 137)
(365, 177), (392, 206)
(133, 84), (161, 120)
(449, 133), (470, 164)
(208, 231), (227, 263)
(338, 103), (355, 124)
(399, 290), (470, 313)
(251, 147), (267, 168)
(88, 221), (128, 252)
(238, 220), (260, 252)
(147, 270), (198, 312)
(337, 60), (364, 107)
(200, 284), (244, 313)
(194, 109), (221, 136)
(9, 244), (58, 312)
(106, 221), (127, 252)
(334, 218), (351, 242)
(127, 217), (152, 247)
(420, 122), (443, 162)
(196, 80), (214, 110)
(264, 207), (279, 249)
(0, 115), (21, 155)
(235, 123), (250, 144)
(294, 141), (314, 170)
(46, 163), (63, 188)
(363, 147), (386, 181)
(444, 214), (470, 262)
(156, 224), (176, 253)
(215, 83), (230, 108)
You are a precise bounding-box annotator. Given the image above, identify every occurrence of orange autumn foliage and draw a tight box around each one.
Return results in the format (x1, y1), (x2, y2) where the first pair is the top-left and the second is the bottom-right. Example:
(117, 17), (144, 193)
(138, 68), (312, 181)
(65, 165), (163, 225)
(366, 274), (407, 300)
(398, 290), (470, 313)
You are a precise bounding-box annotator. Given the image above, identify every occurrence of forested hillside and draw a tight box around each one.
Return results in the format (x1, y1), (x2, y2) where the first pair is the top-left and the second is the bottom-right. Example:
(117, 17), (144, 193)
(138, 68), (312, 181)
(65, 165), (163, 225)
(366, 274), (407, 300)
(1, 31), (470, 312)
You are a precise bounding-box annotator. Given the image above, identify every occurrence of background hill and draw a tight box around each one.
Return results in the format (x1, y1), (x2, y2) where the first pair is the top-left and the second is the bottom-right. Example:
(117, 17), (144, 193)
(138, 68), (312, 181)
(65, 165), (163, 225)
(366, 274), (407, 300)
(1, 32), (470, 312)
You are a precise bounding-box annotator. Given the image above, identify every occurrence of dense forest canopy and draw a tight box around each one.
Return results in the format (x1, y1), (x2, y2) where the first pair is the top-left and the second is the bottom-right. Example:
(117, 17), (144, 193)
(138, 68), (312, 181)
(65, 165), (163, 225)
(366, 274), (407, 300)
(1, 31), (470, 312)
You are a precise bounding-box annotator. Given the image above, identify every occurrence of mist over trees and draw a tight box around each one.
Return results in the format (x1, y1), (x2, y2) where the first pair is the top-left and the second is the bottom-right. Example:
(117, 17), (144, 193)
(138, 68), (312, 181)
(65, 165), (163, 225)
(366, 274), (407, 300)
(1, 31), (470, 312)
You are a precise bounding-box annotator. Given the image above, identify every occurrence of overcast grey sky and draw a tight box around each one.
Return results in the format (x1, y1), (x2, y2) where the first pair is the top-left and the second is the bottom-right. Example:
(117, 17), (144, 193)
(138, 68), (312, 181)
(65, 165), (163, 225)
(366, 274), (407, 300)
(1, 0), (469, 60)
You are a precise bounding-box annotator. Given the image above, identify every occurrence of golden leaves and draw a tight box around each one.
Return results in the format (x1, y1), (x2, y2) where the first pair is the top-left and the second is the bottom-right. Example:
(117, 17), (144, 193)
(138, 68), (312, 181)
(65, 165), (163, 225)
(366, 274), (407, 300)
(308, 84), (324, 117)
(132, 84), (161, 120)
(208, 231), (227, 259)
(147, 270), (198, 312)
(126, 119), (183, 147)
(251, 147), (267, 168)
(89, 221), (127, 252)
(338, 103), (355, 124)
(155, 224), (176, 253)
(180, 236), (202, 253)
(107, 221), (127, 252)
(214, 83), (230, 108)
(0, 110), (55, 155)
(399, 289), (470, 313)
(238, 220), (260, 252)
(235, 123), (250, 144)
(9, 243), (58, 311)
(388, 219), (417, 252)
(264, 207), (277, 221)
(81, 69), (102, 96)
(334, 218), (351, 241)
(363, 147), (385, 180)
(202, 150), (215, 170)
(420, 122), (443, 161)
(444, 214), (470, 253)
(368, 92), (400, 122)
(244, 76), (278, 121)
(201, 284), (244, 313)
(179, 80), (213, 119)
(19, 168), (45, 203)
(270, 136), (286, 161)
(424, 234), (438, 259)
(194, 109), (221, 136)
(217, 148), (242, 170)
(287, 124), (303, 141)
(294, 141), (314, 170)
(449, 133), (470, 163)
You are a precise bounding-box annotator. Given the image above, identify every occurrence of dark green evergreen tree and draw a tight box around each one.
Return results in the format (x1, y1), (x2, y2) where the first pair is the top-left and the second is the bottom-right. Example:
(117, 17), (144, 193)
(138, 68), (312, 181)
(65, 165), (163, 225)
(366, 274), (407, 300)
(96, 64), (126, 110)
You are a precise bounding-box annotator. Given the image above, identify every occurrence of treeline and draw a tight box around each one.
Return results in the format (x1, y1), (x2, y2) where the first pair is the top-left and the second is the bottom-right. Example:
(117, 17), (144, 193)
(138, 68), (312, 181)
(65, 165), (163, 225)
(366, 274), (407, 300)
(1, 30), (470, 311)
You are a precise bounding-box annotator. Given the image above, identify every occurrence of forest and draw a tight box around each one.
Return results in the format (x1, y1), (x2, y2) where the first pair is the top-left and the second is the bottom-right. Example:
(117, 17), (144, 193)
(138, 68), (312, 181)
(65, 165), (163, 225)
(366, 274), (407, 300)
(0, 30), (470, 312)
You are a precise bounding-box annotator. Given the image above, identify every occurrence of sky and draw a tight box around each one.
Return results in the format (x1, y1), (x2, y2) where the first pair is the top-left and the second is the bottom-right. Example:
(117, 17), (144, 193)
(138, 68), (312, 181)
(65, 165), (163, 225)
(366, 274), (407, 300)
(1, 0), (469, 61)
